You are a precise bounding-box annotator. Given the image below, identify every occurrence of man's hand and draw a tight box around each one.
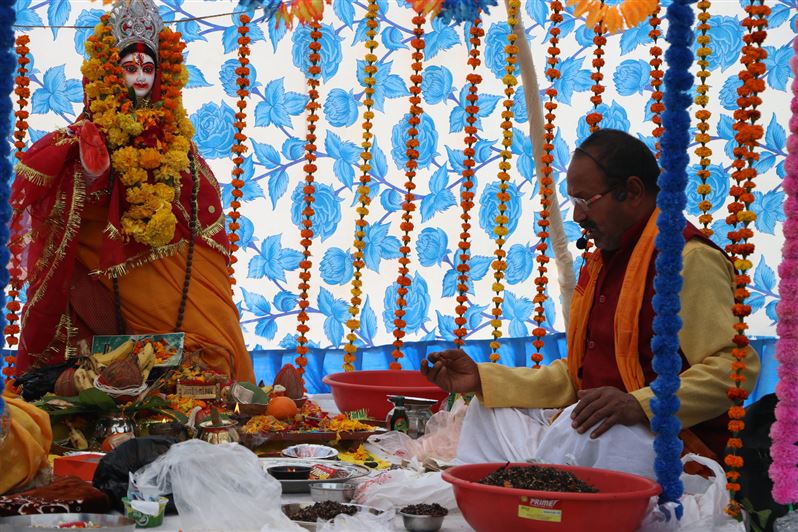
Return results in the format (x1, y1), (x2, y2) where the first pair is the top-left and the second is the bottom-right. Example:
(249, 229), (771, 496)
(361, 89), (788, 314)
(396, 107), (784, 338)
(570, 386), (648, 439)
(420, 349), (482, 395)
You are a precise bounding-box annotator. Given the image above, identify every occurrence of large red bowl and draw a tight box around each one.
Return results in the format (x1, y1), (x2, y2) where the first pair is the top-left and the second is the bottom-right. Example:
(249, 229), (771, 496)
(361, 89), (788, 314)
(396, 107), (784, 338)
(322, 370), (449, 420)
(442, 463), (660, 532)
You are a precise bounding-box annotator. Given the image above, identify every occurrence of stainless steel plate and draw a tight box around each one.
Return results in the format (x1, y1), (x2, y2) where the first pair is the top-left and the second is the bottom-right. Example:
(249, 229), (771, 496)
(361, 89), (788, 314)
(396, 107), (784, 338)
(0, 513), (135, 532)
(260, 458), (370, 494)
(281, 503), (383, 531)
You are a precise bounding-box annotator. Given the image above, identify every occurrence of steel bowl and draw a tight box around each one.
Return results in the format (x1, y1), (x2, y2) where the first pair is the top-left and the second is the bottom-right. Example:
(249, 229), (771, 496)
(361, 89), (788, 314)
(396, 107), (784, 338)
(282, 444), (338, 460)
(309, 482), (357, 503)
(399, 512), (445, 532)
(0, 513), (135, 531)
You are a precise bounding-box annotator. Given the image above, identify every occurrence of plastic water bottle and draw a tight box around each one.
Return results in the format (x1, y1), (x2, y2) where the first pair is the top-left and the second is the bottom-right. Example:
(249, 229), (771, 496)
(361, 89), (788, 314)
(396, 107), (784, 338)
(774, 511), (798, 531)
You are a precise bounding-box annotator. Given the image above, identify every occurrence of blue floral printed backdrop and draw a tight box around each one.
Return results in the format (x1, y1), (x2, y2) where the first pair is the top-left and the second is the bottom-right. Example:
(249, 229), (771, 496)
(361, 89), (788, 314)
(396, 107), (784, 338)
(11, 1), (795, 376)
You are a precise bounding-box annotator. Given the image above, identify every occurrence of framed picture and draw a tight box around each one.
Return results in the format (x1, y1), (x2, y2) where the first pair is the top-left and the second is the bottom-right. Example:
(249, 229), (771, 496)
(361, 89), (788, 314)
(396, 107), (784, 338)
(91, 333), (185, 367)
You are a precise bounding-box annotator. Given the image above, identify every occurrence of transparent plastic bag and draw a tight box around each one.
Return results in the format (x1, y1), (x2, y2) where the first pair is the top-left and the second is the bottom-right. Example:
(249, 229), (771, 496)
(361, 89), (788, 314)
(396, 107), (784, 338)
(132, 440), (302, 531)
(316, 507), (396, 532)
(353, 467), (457, 511)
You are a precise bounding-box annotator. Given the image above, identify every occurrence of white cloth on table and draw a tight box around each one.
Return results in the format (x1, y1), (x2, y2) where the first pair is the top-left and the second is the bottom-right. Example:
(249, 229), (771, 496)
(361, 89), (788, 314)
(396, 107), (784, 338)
(455, 398), (657, 480)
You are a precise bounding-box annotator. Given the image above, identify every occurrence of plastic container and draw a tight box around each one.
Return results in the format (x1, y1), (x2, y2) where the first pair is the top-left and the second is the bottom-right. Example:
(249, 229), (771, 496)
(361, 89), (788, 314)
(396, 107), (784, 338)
(322, 370), (448, 420)
(122, 497), (168, 528)
(442, 462), (660, 531)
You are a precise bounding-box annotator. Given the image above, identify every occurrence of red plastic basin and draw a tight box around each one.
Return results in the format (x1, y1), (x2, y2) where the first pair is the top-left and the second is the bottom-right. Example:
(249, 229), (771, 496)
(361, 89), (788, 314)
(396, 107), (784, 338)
(322, 370), (449, 420)
(442, 463), (660, 532)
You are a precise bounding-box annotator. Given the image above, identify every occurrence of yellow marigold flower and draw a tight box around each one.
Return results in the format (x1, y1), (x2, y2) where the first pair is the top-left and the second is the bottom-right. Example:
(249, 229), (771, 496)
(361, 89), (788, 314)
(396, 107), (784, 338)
(142, 207), (177, 248)
(138, 148), (162, 170)
(112, 145), (138, 170)
(734, 259), (753, 271)
(119, 167), (148, 187)
(737, 210), (757, 223)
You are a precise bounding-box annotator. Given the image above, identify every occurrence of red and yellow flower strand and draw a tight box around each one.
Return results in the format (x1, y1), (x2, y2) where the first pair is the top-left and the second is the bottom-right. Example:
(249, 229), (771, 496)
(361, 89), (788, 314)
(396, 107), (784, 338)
(530, 0), (564, 368)
(648, 6), (664, 158)
(487, 0), (520, 363)
(295, 21), (324, 377)
(227, 14), (252, 285)
(391, 12), (427, 370)
(343, 0), (380, 372)
(723, 0), (769, 518)
(453, 18), (484, 347)
(694, 0), (714, 237)
(4, 35), (31, 379)
(585, 0), (606, 132)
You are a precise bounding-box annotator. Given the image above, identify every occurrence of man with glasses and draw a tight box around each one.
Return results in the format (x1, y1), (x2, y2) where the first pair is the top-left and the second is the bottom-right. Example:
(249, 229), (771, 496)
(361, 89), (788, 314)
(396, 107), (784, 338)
(422, 129), (760, 474)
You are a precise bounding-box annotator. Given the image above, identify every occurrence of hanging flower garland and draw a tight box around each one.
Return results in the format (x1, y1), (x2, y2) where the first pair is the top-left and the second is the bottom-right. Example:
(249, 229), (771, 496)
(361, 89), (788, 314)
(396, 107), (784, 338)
(82, 16), (194, 248)
(529, 0), (564, 367)
(651, 0), (695, 515)
(4, 34), (29, 374)
(486, 0), (520, 363)
(694, 0), (714, 237)
(648, 6), (664, 158)
(723, 0), (769, 518)
(432, 0), (497, 24)
(294, 20), (324, 377)
(0, 0), (15, 400)
(567, 0), (658, 33)
(769, 25), (798, 509)
(343, 0), (380, 372)
(390, 9), (428, 370)
(585, 0), (606, 132)
(226, 14), (252, 285)
(452, 18), (484, 347)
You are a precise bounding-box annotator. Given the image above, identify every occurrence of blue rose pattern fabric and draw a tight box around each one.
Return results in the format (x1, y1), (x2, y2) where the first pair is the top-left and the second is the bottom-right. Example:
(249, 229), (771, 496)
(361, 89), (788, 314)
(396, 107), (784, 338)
(13, 0), (794, 353)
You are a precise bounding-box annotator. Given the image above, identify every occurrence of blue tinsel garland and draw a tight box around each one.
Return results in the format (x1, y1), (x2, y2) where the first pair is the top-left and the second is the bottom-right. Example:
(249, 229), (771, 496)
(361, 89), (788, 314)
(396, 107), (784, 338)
(650, 0), (696, 518)
(0, 0), (15, 417)
(437, 0), (498, 25)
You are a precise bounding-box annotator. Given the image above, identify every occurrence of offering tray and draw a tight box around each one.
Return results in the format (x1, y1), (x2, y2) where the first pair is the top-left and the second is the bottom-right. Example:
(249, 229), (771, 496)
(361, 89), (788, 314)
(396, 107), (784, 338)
(260, 458), (370, 494)
(0, 513), (134, 531)
(281, 502), (384, 531)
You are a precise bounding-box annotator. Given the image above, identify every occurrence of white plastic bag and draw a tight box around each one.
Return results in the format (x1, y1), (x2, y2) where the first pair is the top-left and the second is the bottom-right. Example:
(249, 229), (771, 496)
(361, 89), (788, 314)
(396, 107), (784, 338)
(132, 440), (302, 532)
(353, 467), (457, 511)
(316, 507), (396, 532)
(637, 454), (745, 532)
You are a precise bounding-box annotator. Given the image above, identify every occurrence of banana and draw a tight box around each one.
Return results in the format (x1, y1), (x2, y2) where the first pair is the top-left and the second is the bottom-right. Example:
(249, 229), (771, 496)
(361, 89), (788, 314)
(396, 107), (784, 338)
(73, 367), (98, 392)
(137, 342), (155, 381)
(93, 339), (135, 367)
(65, 421), (88, 451)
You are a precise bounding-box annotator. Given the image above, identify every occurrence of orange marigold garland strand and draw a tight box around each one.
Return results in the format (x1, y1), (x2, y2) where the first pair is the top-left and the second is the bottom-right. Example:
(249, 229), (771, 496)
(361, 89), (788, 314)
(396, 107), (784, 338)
(487, 0), (520, 363)
(226, 14), (252, 285)
(694, 0), (714, 237)
(648, 5), (664, 158)
(390, 12), (427, 370)
(295, 21), (324, 377)
(723, 0), (769, 518)
(585, 0), (606, 132)
(4, 35), (31, 378)
(343, 0), (380, 372)
(452, 18), (484, 347)
(529, 0), (564, 368)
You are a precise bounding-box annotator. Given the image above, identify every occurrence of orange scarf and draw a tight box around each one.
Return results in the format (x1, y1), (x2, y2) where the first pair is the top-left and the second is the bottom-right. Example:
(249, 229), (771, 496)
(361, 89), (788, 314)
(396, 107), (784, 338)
(567, 208), (660, 392)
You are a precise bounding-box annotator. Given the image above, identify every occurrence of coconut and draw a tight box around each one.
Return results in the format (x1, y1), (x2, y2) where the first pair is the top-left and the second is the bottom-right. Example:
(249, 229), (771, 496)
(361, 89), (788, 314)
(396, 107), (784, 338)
(98, 355), (143, 390)
(54, 367), (78, 397)
(273, 364), (305, 400)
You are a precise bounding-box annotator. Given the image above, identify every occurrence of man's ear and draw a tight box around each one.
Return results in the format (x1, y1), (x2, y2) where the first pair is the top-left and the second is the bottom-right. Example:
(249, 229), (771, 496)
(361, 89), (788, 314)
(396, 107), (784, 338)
(623, 175), (647, 202)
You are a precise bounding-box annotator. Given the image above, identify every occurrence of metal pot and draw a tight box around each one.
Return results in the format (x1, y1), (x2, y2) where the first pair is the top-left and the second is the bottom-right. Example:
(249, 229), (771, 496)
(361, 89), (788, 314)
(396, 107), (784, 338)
(95, 414), (136, 442)
(197, 419), (240, 445)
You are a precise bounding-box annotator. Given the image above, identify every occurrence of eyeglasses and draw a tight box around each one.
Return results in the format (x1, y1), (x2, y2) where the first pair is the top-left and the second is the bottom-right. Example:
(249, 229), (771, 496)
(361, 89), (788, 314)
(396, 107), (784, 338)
(569, 188), (614, 211)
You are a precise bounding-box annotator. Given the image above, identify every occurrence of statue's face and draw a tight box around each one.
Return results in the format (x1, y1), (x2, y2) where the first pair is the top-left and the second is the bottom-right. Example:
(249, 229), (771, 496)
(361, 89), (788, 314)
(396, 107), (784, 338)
(120, 50), (155, 99)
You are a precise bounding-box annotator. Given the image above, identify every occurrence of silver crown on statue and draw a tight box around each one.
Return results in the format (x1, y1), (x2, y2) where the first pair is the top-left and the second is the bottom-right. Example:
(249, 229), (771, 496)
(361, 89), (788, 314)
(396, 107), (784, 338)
(111, 0), (163, 56)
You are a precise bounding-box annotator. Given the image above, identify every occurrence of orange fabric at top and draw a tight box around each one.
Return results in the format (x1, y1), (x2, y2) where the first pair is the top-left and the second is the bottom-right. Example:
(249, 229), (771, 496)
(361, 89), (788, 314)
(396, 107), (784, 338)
(76, 202), (255, 383)
(0, 389), (52, 495)
(567, 208), (660, 392)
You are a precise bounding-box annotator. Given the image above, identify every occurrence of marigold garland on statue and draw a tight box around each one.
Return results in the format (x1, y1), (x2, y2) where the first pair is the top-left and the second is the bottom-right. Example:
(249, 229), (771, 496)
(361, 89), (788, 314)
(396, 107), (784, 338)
(391, 11), (427, 370)
(585, 0), (606, 133)
(4, 34), (29, 365)
(294, 21), (324, 377)
(452, 17), (484, 347)
(693, 0), (714, 237)
(723, 0), (770, 518)
(226, 14), (252, 285)
(343, 0), (380, 372)
(648, 6), (664, 158)
(529, 0), (564, 367)
(567, 0), (658, 33)
(768, 25), (798, 507)
(82, 15), (194, 248)
(651, 0), (694, 515)
(486, 0), (520, 363)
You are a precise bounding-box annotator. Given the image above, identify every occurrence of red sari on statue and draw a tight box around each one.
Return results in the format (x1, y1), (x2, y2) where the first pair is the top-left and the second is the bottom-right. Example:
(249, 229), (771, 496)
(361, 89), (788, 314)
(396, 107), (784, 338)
(10, 73), (254, 382)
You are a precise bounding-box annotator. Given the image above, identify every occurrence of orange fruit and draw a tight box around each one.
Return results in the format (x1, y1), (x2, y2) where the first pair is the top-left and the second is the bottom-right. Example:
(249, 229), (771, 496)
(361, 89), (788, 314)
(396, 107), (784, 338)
(266, 396), (298, 420)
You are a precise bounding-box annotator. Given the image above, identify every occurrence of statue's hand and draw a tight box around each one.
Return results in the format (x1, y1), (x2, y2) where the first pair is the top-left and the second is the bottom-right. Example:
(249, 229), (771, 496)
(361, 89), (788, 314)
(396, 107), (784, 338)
(78, 120), (110, 180)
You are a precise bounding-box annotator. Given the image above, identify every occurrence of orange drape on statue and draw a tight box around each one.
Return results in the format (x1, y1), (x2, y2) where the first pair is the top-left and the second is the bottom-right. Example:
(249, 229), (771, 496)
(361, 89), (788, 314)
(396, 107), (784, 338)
(0, 389), (52, 495)
(76, 203), (255, 383)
